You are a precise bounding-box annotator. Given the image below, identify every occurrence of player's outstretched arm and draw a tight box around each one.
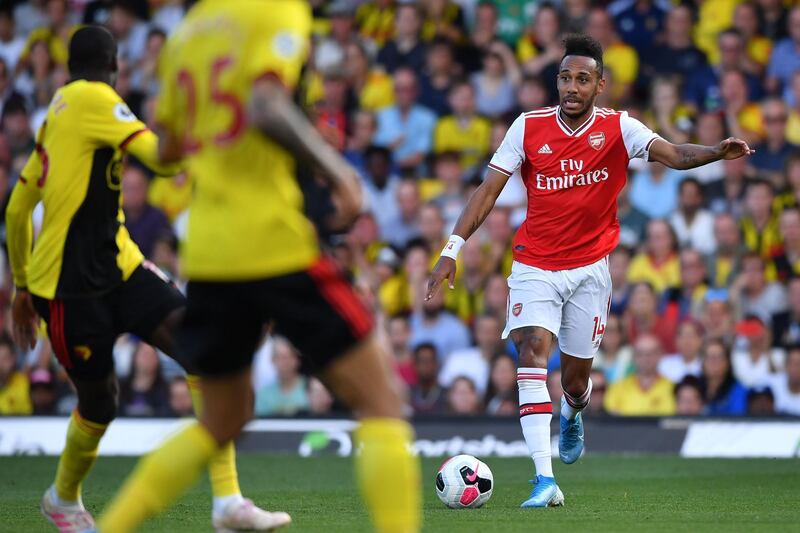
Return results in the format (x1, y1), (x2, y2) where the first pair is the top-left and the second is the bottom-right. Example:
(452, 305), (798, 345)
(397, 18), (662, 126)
(6, 173), (42, 350)
(425, 168), (511, 300)
(248, 77), (362, 228)
(648, 137), (755, 171)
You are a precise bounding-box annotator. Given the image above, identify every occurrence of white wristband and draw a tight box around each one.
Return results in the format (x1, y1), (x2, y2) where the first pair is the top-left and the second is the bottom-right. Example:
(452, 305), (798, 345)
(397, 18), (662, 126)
(440, 235), (465, 260)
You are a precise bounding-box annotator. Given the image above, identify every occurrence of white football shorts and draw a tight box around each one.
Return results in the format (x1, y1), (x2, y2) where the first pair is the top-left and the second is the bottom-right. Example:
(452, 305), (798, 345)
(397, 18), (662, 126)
(502, 256), (612, 359)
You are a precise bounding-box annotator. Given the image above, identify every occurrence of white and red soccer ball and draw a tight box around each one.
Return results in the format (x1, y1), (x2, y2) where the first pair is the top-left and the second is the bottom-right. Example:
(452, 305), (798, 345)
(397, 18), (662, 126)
(435, 454), (494, 508)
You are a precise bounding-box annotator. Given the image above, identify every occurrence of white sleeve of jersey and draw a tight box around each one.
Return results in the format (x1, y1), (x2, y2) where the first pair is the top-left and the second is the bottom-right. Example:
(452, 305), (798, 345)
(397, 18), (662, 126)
(488, 113), (526, 176)
(620, 111), (661, 161)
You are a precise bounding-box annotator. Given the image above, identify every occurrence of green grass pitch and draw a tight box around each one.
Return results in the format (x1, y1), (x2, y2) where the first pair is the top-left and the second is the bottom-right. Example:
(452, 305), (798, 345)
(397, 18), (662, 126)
(1, 455), (798, 532)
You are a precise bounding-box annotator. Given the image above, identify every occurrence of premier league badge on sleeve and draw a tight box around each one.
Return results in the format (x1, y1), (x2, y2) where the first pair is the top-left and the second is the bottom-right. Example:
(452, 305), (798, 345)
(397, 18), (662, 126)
(588, 132), (605, 151)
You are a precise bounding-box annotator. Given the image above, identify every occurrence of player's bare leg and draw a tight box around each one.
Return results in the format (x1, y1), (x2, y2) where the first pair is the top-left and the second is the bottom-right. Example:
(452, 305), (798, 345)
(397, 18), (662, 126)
(147, 310), (288, 532)
(97, 369), (291, 533)
(41, 373), (118, 532)
(510, 327), (564, 508)
(559, 352), (593, 464)
(321, 336), (421, 533)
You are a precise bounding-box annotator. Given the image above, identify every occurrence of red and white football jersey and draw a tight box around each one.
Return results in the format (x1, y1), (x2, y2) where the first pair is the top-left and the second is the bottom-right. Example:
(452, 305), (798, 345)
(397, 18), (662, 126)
(488, 106), (660, 271)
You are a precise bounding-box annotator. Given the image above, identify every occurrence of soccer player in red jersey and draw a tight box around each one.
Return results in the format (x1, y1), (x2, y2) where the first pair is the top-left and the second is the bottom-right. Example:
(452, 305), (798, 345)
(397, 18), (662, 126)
(426, 34), (753, 508)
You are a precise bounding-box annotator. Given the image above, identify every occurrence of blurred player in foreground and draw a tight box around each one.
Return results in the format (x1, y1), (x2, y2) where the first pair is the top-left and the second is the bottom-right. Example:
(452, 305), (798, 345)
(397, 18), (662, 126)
(6, 26), (284, 532)
(427, 34), (753, 508)
(95, 1), (420, 532)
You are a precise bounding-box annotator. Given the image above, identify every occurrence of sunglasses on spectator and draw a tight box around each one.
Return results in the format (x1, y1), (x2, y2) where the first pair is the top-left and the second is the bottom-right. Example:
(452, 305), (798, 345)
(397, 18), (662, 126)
(764, 115), (788, 123)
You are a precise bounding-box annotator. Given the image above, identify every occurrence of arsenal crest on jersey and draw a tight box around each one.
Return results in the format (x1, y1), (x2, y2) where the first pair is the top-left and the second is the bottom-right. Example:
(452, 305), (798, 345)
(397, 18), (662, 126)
(588, 132), (605, 151)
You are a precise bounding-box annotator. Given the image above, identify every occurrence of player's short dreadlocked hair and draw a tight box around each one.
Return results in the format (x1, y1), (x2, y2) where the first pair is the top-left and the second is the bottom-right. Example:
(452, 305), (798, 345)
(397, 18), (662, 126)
(562, 34), (604, 76)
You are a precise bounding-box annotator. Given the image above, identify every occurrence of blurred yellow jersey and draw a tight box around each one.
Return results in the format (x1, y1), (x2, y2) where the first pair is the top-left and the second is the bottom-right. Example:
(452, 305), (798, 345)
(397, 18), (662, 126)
(156, 0), (318, 280)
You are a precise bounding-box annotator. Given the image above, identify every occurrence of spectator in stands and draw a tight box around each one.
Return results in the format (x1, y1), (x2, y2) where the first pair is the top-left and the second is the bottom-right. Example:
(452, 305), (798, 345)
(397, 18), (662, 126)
(418, 37), (457, 116)
(586, 368), (607, 415)
(624, 282), (679, 353)
(119, 343), (169, 417)
(628, 219), (681, 294)
(167, 377), (194, 417)
(732, 316), (785, 388)
(690, 112), (727, 186)
(766, 6), (800, 104)
(2, 93), (33, 165)
(361, 145), (400, 232)
(772, 278), (800, 349)
(344, 110), (378, 178)
(748, 99), (797, 185)
(700, 339), (748, 415)
(0, 7), (25, 72)
(700, 289), (736, 344)
(659, 320), (705, 383)
(740, 180), (782, 259)
(0, 333), (30, 415)
(429, 151), (467, 230)
(446, 376), (482, 415)
(482, 272), (510, 325)
(382, 178), (422, 248)
(759, 0), (789, 42)
(684, 29), (763, 112)
(604, 334), (677, 416)
(420, 0), (465, 43)
(770, 346), (800, 415)
(409, 277), (470, 361)
(586, 8), (639, 103)
(731, 252), (788, 324)
(747, 387), (776, 415)
(611, 0), (666, 54)
(344, 42), (394, 114)
(617, 182), (648, 249)
(675, 375), (705, 416)
(409, 343), (445, 415)
(471, 40), (520, 119)
(664, 248), (709, 321)
(374, 67), (436, 171)
(418, 203), (446, 259)
(598, 313), (634, 385)
(708, 213), (744, 288)
(733, 2), (774, 74)
(788, 73), (800, 145)
(772, 208), (800, 281)
(377, 2), (426, 74)
(121, 162), (173, 259)
(629, 162), (684, 220)
(439, 314), (504, 395)
(646, 5), (706, 81)
(719, 69), (762, 144)
(106, 0), (148, 64)
(516, 3), (563, 104)
(467, 1), (500, 54)
(670, 178), (716, 255)
(646, 76), (692, 144)
(485, 353), (517, 416)
(29, 367), (58, 415)
(355, 0), (396, 48)
(307, 378), (336, 415)
(254, 338), (309, 416)
(434, 82), (491, 171)
(387, 315), (416, 386)
(707, 157), (748, 219)
(318, 3), (368, 76)
(609, 246), (633, 315)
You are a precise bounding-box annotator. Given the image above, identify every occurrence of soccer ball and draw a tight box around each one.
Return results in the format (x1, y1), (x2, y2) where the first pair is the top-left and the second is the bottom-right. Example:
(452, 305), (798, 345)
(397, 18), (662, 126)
(435, 454), (494, 508)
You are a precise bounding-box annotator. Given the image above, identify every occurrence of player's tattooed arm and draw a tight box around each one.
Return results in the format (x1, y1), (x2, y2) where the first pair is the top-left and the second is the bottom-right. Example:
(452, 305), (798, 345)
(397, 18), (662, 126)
(649, 137), (755, 170)
(249, 77), (362, 227)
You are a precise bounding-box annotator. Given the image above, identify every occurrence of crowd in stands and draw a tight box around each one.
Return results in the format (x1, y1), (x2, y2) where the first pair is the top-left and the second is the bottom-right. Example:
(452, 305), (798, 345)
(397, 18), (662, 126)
(1, 0), (800, 418)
